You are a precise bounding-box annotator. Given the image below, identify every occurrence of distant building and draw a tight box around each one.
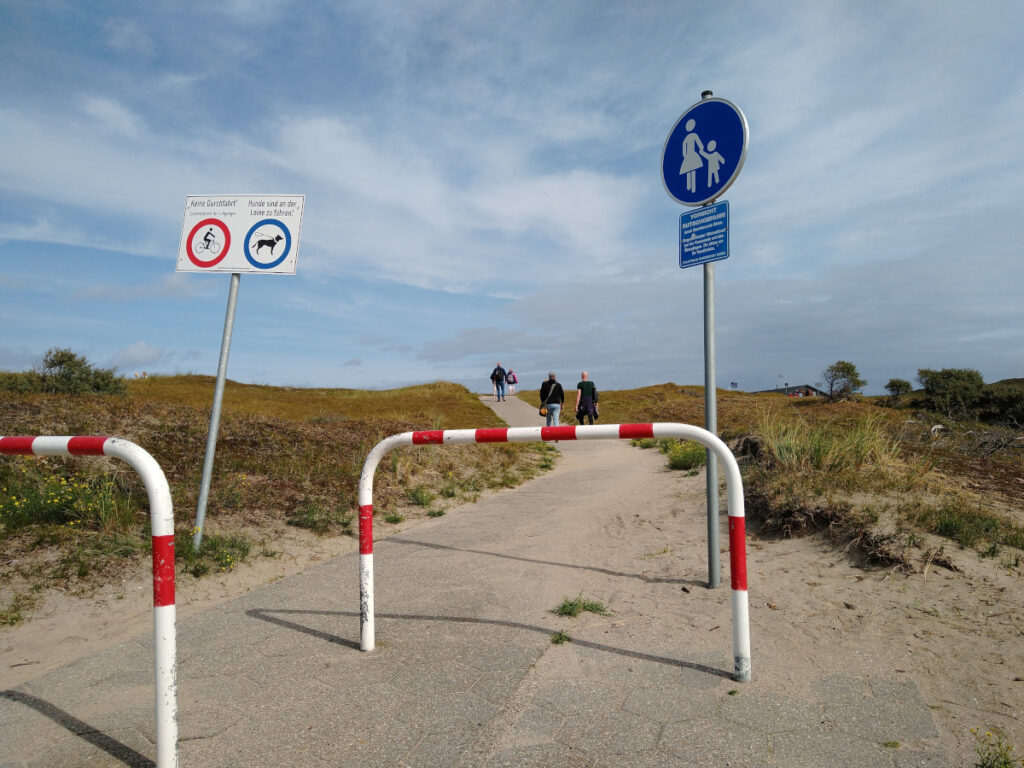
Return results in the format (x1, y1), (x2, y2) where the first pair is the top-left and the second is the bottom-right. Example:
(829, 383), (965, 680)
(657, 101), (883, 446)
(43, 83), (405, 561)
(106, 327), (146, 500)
(753, 384), (826, 398)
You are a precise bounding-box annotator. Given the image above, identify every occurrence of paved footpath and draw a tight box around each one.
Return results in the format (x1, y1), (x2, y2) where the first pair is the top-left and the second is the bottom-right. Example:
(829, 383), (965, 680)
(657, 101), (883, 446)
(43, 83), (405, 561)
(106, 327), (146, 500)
(1, 397), (950, 767)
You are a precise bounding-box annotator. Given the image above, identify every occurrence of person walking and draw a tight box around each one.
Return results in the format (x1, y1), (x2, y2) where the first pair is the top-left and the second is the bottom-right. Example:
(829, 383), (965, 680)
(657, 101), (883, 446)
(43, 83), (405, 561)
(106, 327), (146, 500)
(539, 371), (564, 427)
(491, 362), (507, 402)
(575, 370), (598, 425)
(506, 368), (518, 396)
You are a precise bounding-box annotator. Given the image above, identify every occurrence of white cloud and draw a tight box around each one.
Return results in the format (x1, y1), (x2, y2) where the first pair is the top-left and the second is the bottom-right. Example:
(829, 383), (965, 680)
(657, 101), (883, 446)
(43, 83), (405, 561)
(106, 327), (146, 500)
(108, 341), (166, 370)
(80, 96), (147, 140)
(73, 274), (211, 301)
(104, 18), (155, 57)
(0, 216), (163, 258)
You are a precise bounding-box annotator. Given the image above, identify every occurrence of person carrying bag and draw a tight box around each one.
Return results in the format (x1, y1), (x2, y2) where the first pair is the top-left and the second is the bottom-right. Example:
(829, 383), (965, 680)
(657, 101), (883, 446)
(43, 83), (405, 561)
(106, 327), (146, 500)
(539, 371), (564, 427)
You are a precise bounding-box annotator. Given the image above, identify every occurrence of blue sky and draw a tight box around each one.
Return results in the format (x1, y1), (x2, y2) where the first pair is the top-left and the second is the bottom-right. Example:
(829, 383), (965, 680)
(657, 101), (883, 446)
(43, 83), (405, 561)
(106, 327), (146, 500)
(2, 1), (1022, 394)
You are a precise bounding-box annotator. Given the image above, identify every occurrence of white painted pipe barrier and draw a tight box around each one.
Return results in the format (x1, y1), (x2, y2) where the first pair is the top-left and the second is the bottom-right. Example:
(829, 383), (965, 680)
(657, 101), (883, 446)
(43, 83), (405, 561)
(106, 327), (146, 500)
(0, 436), (178, 767)
(358, 423), (751, 682)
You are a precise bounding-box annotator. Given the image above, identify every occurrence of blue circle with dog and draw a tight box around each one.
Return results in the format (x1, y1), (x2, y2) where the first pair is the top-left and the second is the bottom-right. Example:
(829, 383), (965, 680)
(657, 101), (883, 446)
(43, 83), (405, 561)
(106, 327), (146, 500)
(243, 219), (292, 270)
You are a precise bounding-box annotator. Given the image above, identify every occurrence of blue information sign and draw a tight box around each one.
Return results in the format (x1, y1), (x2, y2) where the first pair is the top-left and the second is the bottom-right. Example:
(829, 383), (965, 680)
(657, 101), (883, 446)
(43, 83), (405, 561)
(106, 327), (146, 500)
(679, 200), (728, 269)
(662, 98), (748, 206)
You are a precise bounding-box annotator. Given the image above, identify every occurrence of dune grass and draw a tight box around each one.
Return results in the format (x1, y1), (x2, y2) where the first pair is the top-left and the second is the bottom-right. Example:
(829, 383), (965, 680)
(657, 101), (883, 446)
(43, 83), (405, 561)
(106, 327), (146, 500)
(0, 377), (550, 623)
(3, 376), (1020, 622)
(575, 383), (1024, 568)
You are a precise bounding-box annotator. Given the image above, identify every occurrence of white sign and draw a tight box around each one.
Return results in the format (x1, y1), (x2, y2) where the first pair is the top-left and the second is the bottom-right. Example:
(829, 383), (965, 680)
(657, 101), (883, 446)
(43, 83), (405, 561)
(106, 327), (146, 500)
(176, 194), (305, 274)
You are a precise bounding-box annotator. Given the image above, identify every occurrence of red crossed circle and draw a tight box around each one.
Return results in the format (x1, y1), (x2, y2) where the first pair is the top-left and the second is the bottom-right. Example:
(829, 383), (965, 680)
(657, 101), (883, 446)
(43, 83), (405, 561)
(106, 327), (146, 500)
(186, 218), (231, 268)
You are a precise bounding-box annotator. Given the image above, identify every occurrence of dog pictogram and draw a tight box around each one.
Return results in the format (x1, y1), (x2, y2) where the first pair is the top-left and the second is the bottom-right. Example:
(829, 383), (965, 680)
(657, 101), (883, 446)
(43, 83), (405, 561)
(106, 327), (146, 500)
(252, 233), (283, 255)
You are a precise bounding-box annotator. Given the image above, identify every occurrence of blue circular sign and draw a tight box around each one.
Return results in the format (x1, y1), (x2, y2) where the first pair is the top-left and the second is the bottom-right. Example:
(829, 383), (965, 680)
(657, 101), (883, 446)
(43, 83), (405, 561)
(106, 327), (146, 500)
(243, 219), (292, 270)
(661, 97), (748, 206)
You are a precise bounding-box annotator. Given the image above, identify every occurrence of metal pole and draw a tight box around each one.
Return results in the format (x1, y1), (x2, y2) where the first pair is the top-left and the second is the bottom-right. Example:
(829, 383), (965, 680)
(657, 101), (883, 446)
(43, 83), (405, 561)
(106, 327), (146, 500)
(193, 272), (241, 551)
(704, 261), (720, 589)
(699, 88), (721, 590)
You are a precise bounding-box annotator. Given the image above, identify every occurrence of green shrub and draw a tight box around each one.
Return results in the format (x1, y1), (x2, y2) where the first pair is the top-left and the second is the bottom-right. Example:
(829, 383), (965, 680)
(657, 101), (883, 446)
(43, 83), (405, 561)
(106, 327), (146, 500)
(0, 462), (141, 538)
(175, 529), (252, 577)
(917, 368), (985, 420)
(0, 371), (44, 393)
(631, 438), (660, 449)
(885, 378), (912, 398)
(286, 502), (353, 535)
(551, 593), (610, 617)
(405, 485), (436, 507)
(982, 382), (1024, 426)
(972, 728), (1024, 768)
(666, 441), (706, 470)
(0, 348), (127, 396)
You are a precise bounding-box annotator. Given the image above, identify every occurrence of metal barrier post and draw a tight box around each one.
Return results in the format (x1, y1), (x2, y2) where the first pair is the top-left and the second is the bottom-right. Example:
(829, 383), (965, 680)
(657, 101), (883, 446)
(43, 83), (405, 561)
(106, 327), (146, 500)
(0, 436), (178, 767)
(356, 422), (751, 682)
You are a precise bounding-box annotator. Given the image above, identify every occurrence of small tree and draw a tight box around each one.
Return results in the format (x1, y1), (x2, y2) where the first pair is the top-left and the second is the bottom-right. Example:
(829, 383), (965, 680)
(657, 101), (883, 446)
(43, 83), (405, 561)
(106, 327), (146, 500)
(36, 347), (126, 395)
(822, 360), (866, 402)
(917, 368), (985, 420)
(885, 378), (912, 398)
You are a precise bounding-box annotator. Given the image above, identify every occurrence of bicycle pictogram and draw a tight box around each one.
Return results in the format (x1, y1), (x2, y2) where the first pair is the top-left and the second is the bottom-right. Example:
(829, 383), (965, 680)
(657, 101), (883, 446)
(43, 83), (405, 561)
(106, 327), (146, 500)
(185, 218), (231, 268)
(194, 227), (222, 255)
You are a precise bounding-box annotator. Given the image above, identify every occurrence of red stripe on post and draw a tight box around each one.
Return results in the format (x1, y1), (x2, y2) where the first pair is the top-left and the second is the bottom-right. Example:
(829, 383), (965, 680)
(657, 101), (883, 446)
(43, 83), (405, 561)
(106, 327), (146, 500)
(67, 436), (109, 455)
(541, 426), (576, 441)
(729, 516), (748, 591)
(412, 431), (444, 445)
(151, 534), (175, 607)
(475, 428), (508, 443)
(359, 504), (373, 554)
(0, 436), (36, 454)
(619, 424), (655, 440)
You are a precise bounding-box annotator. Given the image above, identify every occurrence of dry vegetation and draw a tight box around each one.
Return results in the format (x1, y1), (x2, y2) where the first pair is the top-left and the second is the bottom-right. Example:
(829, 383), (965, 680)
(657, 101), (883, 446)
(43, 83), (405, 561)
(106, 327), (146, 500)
(1, 377), (551, 623)
(588, 384), (1024, 573)
(3, 377), (1021, 626)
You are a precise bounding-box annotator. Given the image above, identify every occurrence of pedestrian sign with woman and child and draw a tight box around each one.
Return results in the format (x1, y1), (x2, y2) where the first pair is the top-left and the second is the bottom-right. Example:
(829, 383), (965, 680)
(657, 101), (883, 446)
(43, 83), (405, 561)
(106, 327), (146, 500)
(661, 96), (748, 207)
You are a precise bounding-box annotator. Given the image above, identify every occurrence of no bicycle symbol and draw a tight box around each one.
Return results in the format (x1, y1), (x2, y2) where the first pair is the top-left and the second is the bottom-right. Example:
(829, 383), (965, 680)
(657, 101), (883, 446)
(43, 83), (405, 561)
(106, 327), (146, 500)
(243, 219), (292, 270)
(186, 218), (231, 268)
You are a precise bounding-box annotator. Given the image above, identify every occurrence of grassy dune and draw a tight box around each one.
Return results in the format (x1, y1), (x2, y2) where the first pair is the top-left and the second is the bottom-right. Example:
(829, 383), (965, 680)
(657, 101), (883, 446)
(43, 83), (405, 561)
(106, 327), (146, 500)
(583, 384), (1024, 571)
(3, 378), (1021, 624)
(0, 377), (552, 622)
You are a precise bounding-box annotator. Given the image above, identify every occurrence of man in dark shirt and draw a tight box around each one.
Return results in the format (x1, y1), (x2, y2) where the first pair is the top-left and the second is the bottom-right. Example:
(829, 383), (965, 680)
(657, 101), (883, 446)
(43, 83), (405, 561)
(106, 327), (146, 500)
(539, 371), (564, 426)
(575, 371), (598, 424)
(491, 362), (507, 401)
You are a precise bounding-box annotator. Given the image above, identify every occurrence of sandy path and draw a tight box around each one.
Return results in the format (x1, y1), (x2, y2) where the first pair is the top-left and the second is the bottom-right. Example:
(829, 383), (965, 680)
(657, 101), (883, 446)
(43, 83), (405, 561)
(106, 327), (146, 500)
(466, 396), (1023, 765)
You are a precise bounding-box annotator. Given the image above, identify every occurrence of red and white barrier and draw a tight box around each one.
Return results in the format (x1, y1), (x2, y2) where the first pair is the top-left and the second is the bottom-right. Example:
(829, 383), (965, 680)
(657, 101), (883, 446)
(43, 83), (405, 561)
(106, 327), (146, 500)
(357, 423), (752, 682)
(0, 436), (178, 767)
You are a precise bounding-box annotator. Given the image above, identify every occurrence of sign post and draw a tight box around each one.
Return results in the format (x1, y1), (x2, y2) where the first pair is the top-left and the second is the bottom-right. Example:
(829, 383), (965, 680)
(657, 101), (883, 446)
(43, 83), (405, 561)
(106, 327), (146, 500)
(661, 92), (748, 589)
(177, 194), (305, 550)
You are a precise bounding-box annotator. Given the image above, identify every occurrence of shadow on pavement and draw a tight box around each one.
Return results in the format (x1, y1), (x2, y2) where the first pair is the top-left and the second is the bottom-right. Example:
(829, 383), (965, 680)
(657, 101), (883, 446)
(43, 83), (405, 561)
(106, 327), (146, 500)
(245, 608), (733, 680)
(386, 537), (709, 588)
(0, 689), (154, 768)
